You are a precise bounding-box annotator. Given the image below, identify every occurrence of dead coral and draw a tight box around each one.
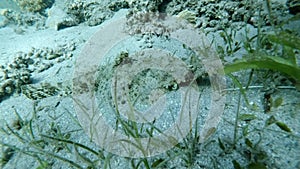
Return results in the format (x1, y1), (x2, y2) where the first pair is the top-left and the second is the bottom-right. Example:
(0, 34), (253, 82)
(127, 0), (164, 12)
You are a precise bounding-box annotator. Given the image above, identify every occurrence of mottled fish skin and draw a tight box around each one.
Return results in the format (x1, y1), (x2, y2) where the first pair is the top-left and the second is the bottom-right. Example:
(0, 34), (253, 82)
(21, 82), (72, 100)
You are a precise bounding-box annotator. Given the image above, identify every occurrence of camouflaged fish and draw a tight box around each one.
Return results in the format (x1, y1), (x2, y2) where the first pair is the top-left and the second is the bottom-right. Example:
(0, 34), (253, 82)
(21, 82), (72, 100)
(20, 50), (207, 101)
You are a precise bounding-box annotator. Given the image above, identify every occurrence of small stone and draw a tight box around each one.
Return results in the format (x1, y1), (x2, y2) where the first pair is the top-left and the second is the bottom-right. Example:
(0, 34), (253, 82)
(27, 51), (33, 56)
(66, 53), (73, 58)
(9, 63), (17, 69)
(47, 54), (60, 60)
(33, 53), (40, 58)
(14, 27), (25, 34)
(0, 71), (7, 80)
(1, 79), (14, 94)
(4, 85), (14, 94)
(38, 63), (52, 72)
(55, 57), (64, 63)
(41, 52), (48, 58)
(26, 58), (34, 65)
(0, 9), (9, 16)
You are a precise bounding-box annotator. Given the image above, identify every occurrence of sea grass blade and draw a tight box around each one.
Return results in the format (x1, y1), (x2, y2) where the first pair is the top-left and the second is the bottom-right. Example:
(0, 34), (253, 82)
(224, 54), (300, 83)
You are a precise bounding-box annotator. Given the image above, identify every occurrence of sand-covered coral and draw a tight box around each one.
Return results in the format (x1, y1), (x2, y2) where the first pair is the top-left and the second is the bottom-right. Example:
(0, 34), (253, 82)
(0, 43), (76, 101)
(125, 12), (170, 36)
(0, 53), (32, 100)
(14, 0), (54, 12)
(114, 0), (292, 31)
(165, 0), (290, 30)
(0, 0), (53, 29)
(126, 0), (164, 12)
(66, 0), (113, 26)
(0, 8), (46, 29)
(108, 0), (130, 12)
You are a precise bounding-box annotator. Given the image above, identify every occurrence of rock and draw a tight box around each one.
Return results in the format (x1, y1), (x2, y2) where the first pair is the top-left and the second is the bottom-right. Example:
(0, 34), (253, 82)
(176, 10), (197, 24)
(46, 5), (77, 30)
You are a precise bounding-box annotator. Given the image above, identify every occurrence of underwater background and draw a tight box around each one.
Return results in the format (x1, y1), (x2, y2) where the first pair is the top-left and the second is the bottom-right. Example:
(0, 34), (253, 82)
(1, 0), (300, 168)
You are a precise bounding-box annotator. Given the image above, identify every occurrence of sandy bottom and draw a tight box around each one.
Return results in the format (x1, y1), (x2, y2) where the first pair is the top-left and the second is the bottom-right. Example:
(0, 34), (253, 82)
(1, 1), (300, 169)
